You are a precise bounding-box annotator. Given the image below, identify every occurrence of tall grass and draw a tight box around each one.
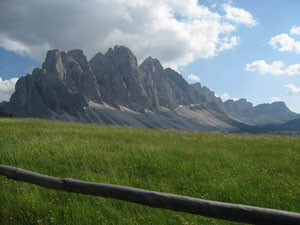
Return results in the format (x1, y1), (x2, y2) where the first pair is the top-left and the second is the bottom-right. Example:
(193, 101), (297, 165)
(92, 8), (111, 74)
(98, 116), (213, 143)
(0, 118), (299, 225)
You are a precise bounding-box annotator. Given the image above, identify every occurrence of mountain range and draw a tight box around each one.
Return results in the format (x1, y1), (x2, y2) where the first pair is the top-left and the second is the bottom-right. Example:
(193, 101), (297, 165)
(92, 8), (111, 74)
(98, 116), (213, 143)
(1, 46), (299, 131)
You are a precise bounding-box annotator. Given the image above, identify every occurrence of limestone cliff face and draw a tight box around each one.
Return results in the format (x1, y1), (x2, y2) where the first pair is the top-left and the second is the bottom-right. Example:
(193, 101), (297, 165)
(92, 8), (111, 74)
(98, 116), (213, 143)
(138, 57), (161, 110)
(41, 49), (101, 103)
(5, 66), (89, 118)
(90, 46), (164, 111)
(1, 45), (298, 130)
(140, 58), (206, 110)
(3, 49), (100, 118)
(90, 51), (130, 109)
(140, 57), (177, 109)
(191, 83), (225, 112)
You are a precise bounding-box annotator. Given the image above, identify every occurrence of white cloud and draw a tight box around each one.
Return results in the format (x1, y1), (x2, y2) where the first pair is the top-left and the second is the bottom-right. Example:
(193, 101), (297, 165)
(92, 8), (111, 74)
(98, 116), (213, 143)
(0, 0), (256, 68)
(220, 93), (230, 101)
(290, 26), (300, 35)
(284, 84), (300, 95)
(216, 92), (238, 101)
(270, 97), (281, 103)
(245, 60), (300, 75)
(269, 33), (300, 54)
(0, 33), (51, 60)
(0, 77), (18, 101)
(218, 36), (240, 51)
(188, 74), (200, 82)
(223, 4), (257, 26)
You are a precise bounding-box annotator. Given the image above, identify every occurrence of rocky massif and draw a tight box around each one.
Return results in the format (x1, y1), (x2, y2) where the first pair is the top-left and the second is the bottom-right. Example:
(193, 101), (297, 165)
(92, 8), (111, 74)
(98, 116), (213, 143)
(1, 46), (299, 131)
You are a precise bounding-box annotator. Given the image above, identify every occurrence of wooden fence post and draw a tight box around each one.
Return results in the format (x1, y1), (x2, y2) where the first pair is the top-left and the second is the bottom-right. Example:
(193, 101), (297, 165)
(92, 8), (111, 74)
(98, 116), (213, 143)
(1, 165), (300, 224)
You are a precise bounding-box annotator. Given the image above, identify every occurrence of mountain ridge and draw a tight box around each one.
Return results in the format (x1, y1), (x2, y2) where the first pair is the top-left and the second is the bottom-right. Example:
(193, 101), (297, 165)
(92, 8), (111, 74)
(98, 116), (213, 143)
(1, 45), (299, 131)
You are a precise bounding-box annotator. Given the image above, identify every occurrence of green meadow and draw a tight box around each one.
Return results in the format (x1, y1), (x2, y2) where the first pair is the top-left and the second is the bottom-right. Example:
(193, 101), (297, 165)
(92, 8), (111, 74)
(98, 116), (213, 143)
(0, 118), (299, 225)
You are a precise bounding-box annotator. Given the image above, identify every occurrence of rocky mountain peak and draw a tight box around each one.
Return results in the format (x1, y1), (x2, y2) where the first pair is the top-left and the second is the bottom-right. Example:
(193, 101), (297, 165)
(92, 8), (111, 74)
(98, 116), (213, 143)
(92, 46), (156, 111)
(270, 101), (288, 109)
(192, 82), (202, 88)
(67, 49), (90, 72)
(105, 45), (138, 69)
(164, 68), (190, 90)
(67, 49), (84, 57)
(254, 101), (288, 114)
(89, 52), (113, 73)
(41, 48), (101, 103)
(42, 49), (66, 80)
(140, 56), (164, 74)
(224, 98), (253, 113)
(191, 83), (225, 112)
(141, 56), (162, 66)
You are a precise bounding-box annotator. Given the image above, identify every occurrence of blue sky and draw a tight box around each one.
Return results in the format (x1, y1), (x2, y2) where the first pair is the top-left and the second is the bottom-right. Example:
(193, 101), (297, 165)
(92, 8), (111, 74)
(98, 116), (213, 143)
(182, 0), (300, 112)
(0, 0), (299, 112)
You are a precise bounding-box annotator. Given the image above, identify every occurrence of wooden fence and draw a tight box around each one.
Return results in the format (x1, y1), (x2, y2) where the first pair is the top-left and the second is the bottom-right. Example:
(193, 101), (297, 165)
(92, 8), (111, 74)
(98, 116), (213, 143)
(1, 165), (300, 224)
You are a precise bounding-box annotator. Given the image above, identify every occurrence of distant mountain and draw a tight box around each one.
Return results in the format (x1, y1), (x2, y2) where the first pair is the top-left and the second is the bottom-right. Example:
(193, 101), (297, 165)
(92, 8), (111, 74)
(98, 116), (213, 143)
(241, 119), (300, 134)
(0, 45), (299, 132)
(224, 99), (299, 126)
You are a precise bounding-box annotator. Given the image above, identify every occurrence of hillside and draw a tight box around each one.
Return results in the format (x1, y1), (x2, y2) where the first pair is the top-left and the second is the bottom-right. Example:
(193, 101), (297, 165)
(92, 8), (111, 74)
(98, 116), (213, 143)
(0, 118), (299, 224)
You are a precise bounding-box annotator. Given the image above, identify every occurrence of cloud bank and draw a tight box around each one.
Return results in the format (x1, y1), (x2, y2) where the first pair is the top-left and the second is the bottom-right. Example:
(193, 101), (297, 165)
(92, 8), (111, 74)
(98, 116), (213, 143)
(220, 93), (230, 101)
(188, 73), (200, 82)
(270, 97), (281, 103)
(290, 26), (300, 36)
(245, 60), (300, 75)
(0, 77), (18, 101)
(0, 0), (256, 69)
(269, 25), (300, 54)
(224, 4), (257, 26)
(269, 34), (300, 54)
(284, 84), (300, 95)
(215, 92), (238, 102)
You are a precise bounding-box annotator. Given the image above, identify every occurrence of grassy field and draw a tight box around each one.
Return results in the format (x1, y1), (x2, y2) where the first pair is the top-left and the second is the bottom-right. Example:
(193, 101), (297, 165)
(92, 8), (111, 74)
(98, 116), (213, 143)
(0, 118), (299, 225)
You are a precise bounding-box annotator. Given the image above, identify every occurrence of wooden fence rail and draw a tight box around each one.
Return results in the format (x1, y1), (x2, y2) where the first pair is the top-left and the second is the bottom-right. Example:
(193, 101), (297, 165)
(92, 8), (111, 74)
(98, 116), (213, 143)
(1, 165), (300, 225)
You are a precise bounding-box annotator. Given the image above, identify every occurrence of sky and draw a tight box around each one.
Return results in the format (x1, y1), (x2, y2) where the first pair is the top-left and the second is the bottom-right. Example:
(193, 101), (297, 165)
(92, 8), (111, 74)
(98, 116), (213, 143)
(0, 0), (299, 113)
